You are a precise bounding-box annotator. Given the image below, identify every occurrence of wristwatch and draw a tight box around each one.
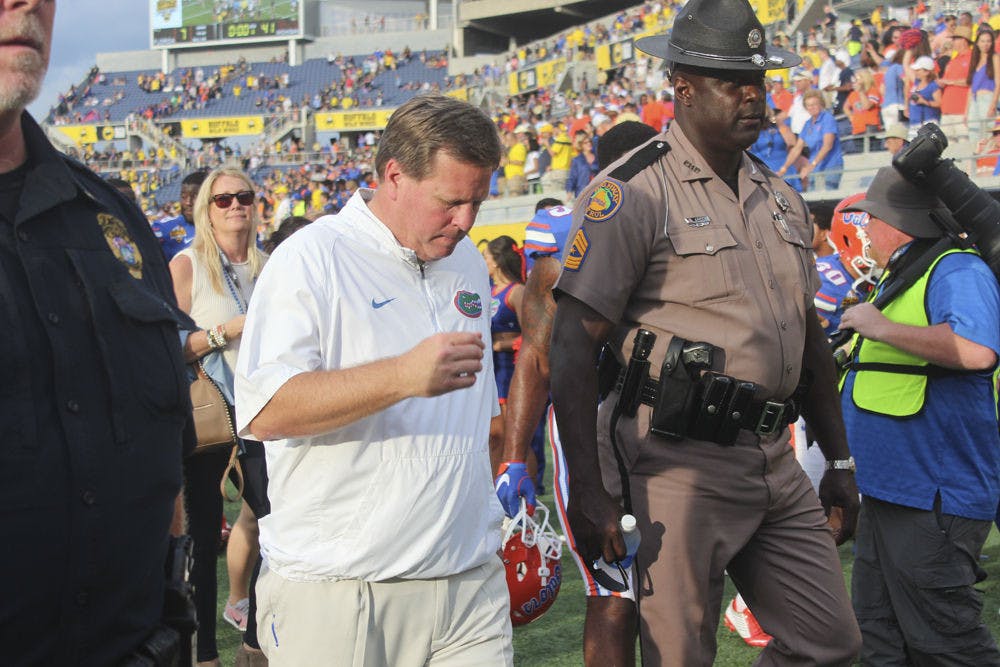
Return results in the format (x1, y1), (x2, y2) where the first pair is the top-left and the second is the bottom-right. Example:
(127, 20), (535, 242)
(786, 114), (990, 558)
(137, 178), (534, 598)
(825, 456), (856, 472)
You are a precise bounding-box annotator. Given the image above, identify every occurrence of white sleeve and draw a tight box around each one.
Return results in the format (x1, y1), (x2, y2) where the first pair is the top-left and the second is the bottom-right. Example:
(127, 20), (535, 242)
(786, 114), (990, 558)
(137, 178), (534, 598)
(234, 238), (330, 439)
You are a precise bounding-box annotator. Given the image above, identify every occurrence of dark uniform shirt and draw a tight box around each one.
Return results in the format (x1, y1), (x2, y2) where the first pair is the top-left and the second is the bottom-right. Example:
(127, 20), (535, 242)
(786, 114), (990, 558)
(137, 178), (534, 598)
(0, 112), (193, 666)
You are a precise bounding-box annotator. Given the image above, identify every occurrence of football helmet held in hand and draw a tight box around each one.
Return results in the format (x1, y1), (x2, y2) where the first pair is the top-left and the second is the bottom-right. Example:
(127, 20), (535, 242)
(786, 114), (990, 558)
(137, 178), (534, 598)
(502, 499), (563, 626)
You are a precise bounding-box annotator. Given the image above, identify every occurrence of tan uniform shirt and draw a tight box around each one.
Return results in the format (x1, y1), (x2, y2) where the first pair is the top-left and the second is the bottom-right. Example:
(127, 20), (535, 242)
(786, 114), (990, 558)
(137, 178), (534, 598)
(555, 122), (820, 401)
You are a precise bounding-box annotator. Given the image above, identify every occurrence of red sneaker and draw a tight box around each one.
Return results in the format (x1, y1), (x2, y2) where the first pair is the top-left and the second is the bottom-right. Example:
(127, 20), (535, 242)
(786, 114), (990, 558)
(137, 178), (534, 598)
(724, 595), (772, 648)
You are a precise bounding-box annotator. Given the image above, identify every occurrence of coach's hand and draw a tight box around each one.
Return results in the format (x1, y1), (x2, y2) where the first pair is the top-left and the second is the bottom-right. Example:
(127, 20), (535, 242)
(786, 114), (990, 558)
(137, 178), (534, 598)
(403, 332), (484, 397)
(494, 461), (536, 517)
(819, 469), (859, 545)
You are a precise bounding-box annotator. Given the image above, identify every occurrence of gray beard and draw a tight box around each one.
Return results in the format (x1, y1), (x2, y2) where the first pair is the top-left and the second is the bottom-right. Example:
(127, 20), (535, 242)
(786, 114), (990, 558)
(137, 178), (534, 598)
(0, 54), (46, 113)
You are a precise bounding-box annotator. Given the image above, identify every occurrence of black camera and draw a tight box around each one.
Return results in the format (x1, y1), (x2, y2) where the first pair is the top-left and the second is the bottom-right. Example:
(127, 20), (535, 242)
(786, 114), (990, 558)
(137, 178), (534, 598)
(909, 93), (920, 103)
(892, 123), (1000, 277)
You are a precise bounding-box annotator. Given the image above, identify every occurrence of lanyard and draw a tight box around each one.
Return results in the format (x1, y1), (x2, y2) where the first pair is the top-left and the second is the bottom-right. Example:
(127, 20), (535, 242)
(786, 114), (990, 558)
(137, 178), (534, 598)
(219, 250), (248, 315)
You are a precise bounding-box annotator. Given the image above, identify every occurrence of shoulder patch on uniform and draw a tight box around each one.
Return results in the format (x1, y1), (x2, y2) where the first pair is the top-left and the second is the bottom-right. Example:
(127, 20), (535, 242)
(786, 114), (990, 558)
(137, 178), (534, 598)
(98, 213), (144, 280)
(563, 228), (590, 272)
(584, 179), (624, 223)
(608, 139), (671, 182)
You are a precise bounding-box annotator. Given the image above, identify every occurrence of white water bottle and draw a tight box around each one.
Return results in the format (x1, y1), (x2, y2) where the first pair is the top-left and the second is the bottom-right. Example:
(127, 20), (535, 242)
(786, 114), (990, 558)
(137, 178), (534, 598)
(590, 514), (643, 592)
(619, 514), (641, 568)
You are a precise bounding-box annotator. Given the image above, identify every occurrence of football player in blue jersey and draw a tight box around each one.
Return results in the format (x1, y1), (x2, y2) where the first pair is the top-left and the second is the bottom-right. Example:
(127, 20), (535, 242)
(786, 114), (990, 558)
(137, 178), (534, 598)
(151, 170), (206, 261)
(496, 120), (657, 666)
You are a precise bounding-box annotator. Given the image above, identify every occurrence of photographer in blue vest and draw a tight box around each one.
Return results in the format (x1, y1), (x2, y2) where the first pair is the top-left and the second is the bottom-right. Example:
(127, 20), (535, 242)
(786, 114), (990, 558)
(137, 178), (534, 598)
(839, 166), (1000, 665)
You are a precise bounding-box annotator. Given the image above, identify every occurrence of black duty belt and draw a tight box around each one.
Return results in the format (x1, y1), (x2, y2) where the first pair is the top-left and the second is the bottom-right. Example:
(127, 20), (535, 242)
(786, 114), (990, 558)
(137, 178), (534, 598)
(617, 371), (796, 439)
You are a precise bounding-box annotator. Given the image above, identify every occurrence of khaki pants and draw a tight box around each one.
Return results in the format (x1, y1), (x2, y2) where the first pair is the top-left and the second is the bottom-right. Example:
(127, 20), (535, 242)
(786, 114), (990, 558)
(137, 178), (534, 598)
(504, 174), (526, 197)
(256, 559), (513, 666)
(599, 396), (861, 666)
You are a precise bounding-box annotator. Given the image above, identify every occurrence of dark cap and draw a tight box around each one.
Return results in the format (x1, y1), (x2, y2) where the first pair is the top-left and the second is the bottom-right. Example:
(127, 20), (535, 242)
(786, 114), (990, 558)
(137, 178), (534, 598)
(843, 167), (948, 238)
(635, 0), (801, 71)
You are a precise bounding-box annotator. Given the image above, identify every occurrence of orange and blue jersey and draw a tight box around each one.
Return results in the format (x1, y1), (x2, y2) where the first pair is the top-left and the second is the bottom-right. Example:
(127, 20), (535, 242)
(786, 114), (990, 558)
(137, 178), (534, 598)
(492, 282), (521, 401)
(814, 253), (855, 337)
(523, 205), (574, 270)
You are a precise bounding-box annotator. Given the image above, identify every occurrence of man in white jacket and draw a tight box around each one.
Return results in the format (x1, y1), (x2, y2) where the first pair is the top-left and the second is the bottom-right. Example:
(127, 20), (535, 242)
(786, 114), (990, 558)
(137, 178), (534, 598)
(235, 94), (509, 666)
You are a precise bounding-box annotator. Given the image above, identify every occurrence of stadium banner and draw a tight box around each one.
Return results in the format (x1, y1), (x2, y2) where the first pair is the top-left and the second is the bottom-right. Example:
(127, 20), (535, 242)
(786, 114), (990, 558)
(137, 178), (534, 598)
(508, 58), (567, 96)
(750, 0), (784, 26)
(469, 221), (528, 248)
(314, 109), (396, 132)
(446, 87), (469, 102)
(151, 0), (303, 49)
(596, 38), (636, 71)
(180, 116), (266, 138)
(56, 124), (128, 145)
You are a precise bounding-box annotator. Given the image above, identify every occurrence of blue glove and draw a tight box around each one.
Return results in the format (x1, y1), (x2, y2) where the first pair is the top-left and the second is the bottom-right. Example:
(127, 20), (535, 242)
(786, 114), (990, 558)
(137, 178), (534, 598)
(494, 461), (536, 518)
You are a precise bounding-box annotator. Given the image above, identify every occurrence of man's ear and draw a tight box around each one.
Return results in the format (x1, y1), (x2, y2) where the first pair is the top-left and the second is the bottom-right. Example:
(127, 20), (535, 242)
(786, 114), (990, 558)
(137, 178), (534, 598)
(379, 159), (404, 199)
(672, 72), (694, 107)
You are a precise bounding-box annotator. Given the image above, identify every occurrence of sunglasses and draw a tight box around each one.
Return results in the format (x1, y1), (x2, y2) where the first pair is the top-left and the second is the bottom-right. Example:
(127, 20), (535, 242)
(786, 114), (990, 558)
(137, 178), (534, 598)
(211, 190), (255, 208)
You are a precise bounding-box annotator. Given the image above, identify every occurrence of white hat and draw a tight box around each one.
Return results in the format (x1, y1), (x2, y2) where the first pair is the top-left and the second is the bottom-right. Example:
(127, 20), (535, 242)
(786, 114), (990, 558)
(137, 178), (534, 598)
(911, 55), (935, 71)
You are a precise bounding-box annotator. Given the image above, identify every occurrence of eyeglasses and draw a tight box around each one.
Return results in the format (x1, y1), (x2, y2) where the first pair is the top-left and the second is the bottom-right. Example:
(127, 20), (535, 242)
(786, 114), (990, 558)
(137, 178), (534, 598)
(211, 190), (255, 208)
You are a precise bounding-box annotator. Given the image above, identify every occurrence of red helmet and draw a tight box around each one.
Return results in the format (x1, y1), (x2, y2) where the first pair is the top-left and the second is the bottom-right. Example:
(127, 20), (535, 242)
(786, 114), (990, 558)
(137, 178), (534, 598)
(502, 499), (563, 627)
(830, 192), (881, 288)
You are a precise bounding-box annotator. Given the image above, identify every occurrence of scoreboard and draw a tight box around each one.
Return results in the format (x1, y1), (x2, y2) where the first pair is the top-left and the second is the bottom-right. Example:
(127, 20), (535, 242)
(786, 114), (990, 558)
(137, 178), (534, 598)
(151, 0), (303, 48)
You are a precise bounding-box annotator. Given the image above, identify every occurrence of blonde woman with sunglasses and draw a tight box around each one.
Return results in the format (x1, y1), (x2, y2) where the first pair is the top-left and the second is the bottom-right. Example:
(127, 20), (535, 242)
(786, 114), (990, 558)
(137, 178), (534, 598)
(170, 165), (268, 667)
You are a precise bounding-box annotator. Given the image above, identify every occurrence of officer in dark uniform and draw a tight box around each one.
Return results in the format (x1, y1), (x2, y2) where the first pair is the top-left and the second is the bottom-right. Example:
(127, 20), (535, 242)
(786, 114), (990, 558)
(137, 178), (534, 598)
(0, 1), (194, 664)
(548, 0), (862, 664)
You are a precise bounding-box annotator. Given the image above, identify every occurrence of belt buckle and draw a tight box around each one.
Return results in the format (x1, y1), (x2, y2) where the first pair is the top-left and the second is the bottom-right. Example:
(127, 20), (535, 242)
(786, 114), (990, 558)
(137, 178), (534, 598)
(755, 400), (786, 436)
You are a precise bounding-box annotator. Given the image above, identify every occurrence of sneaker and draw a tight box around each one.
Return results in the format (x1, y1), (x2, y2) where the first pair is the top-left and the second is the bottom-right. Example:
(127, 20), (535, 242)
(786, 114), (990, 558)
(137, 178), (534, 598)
(223, 597), (250, 632)
(724, 595), (772, 648)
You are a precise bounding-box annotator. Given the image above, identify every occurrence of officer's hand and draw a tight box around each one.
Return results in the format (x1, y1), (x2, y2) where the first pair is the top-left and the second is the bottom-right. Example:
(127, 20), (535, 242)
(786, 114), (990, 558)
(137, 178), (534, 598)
(566, 484), (625, 565)
(818, 469), (859, 545)
(401, 332), (484, 397)
(494, 461), (536, 517)
(224, 314), (247, 341)
(839, 302), (888, 341)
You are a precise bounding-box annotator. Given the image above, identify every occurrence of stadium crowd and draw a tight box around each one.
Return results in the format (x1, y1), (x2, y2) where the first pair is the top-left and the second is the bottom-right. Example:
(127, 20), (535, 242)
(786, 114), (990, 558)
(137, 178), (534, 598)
(46, 0), (1000, 221)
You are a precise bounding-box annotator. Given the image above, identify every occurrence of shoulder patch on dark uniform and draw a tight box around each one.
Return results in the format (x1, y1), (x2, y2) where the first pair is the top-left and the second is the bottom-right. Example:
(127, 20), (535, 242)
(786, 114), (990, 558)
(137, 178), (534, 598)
(608, 139), (671, 182)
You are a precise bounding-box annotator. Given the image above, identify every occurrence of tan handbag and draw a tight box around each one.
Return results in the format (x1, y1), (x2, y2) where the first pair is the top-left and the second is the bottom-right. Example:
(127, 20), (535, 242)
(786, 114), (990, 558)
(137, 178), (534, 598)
(189, 359), (237, 455)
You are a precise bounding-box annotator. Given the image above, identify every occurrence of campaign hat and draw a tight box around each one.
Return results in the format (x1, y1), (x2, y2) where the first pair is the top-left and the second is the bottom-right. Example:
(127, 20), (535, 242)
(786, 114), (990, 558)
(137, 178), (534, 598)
(635, 0), (801, 71)
(842, 167), (948, 238)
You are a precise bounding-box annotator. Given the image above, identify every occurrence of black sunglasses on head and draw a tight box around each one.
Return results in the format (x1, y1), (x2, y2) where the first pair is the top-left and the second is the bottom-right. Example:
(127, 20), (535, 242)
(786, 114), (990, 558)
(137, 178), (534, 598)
(212, 190), (255, 208)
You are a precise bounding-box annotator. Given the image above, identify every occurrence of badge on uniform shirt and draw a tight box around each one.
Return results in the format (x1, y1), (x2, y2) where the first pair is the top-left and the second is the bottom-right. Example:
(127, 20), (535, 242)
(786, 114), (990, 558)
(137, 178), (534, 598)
(98, 213), (143, 280)
(454, 290), (483, 318)
(563, 228), (590, 272)
(584, 179), (624, 223)
(169, 225), (187, 242)
(685, 216), (711, 228)
(774, 190), (790, 212)
(773, 211), (790, 234)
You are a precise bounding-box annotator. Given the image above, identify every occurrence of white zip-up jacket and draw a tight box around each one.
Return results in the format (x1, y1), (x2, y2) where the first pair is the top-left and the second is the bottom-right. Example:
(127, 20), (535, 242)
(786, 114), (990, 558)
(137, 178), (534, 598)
(235, 190), (502, 582)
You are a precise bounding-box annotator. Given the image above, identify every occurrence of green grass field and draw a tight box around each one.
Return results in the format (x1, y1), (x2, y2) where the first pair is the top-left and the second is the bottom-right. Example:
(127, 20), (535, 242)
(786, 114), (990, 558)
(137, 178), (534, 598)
(212, 493), (1000, 665)
(180, 0), (297, 26)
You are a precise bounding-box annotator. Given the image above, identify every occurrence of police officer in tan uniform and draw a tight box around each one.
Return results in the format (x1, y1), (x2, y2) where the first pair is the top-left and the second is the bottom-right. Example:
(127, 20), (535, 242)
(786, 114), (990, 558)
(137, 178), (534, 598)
(548, 0), (863, 664)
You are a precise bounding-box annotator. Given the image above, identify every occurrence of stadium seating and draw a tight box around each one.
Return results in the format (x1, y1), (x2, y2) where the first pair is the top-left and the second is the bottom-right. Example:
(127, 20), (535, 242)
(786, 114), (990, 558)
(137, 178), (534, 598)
(47, 52), (450, 125)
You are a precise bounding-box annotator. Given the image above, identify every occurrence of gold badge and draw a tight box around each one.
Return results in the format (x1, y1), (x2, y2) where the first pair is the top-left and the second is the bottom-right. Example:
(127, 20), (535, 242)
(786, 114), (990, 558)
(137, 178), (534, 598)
(98, 213), (143, 280)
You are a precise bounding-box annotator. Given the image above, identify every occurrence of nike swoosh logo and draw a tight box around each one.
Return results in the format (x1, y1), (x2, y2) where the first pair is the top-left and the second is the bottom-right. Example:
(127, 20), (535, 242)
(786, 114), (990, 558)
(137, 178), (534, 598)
(371, 297), (396, 309)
